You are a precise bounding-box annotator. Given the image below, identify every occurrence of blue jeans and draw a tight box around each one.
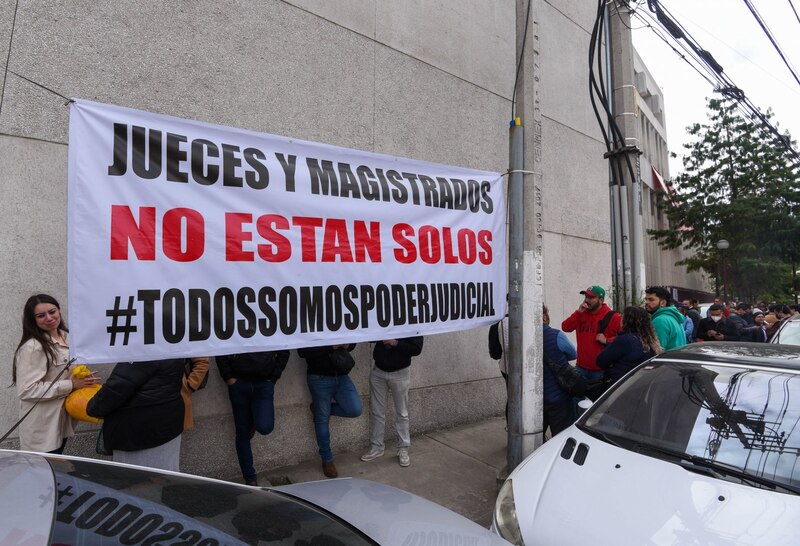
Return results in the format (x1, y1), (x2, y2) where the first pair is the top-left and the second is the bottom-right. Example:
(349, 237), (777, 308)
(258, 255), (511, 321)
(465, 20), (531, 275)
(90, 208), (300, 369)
(227, 379), (275, 482)
(307, 374), (362, 462)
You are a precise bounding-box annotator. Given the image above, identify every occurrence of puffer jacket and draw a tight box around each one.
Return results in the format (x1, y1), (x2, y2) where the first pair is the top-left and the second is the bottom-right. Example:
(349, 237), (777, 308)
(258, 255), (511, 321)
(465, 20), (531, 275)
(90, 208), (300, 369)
(297, 344), (356, 376)
(216, 350), (290, 383)
(543, 325), (571, 404)
(87, 359), (184, 452)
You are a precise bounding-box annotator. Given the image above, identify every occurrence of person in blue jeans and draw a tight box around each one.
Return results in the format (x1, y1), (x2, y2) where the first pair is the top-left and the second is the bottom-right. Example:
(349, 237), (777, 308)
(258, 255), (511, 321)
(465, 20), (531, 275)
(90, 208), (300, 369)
(298, 343), (362, 478)
(216, 350), (290, 486)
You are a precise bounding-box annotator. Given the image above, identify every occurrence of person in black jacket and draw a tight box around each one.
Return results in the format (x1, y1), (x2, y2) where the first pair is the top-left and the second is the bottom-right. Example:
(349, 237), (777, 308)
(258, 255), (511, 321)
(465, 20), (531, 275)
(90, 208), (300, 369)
(86, 358), (185, 471)
(297, 344), (362, 479)
(216, 350), (290, 486)
(596, 307), (661, 384)
(360, 337), (423, 468)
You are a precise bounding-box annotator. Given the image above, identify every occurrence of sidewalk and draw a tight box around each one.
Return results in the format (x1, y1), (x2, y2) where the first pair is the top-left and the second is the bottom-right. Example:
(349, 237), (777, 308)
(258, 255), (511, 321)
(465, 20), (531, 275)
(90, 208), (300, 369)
(258, 417), (507, 527)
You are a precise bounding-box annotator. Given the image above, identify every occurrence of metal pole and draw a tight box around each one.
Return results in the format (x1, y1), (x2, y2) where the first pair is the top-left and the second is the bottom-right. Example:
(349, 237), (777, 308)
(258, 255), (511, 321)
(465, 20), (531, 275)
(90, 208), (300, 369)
(722, 250), (728, 304)
(506, 0), (544, 472)
(609, 0), (643, 306)
(507, 121), (524, 470)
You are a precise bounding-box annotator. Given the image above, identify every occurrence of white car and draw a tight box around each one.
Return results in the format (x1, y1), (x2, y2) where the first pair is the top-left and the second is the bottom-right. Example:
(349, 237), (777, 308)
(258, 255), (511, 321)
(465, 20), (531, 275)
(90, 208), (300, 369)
(492, 343), (800, 545)
(770, 316), (800, 345)
(1, 450), (510, 546)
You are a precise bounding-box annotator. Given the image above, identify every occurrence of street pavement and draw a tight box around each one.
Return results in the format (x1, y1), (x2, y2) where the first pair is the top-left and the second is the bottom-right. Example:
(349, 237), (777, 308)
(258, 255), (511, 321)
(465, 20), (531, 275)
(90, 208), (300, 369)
(257, 417), (508, 527)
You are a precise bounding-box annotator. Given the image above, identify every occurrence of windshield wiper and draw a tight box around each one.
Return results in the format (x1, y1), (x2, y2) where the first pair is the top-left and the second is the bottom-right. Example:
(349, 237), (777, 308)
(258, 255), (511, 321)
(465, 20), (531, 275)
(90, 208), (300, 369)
(575, 423), (621, 447)
(634, 442), (800, 495)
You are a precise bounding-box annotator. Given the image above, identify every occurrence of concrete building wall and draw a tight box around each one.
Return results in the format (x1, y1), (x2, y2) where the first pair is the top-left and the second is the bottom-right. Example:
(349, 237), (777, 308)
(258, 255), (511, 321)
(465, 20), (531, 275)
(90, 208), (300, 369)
(633, 50), (710, 297)
(0, 0), (609, 479)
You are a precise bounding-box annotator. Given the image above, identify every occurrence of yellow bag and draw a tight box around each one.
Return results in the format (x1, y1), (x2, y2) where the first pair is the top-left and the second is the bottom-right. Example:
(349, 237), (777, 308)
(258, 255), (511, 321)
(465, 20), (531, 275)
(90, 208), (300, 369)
(65, 365), (103, 423)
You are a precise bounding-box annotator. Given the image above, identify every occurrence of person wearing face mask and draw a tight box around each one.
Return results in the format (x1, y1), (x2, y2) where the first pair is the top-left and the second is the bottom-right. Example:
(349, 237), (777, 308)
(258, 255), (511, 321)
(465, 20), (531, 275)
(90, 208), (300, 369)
(696, 304), (737, 341)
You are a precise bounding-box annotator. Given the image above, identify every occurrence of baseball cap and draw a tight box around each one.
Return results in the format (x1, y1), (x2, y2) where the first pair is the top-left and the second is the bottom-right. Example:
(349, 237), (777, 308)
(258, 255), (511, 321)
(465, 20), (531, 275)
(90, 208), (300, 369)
(580, 285), (606, 299)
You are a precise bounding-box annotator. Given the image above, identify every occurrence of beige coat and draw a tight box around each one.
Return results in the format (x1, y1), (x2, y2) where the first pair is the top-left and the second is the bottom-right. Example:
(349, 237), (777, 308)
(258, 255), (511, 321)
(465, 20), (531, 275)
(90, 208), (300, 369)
(15, 334), (76, 452)
(181, 356), (209, 430)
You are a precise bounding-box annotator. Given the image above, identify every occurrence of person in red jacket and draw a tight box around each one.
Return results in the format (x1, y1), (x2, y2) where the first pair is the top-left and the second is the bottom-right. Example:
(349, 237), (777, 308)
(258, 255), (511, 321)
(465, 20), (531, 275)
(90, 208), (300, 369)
(561, 285), (622, 380)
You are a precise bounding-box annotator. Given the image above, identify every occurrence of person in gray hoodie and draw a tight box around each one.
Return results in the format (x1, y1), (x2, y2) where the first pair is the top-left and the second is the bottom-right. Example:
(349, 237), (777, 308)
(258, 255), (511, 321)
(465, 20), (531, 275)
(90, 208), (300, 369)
(644, 286), (687, 351)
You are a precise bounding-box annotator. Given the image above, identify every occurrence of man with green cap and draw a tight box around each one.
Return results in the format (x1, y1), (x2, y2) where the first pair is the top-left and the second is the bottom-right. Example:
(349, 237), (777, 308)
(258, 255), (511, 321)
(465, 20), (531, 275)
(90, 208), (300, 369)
(561, 285), (622, 381)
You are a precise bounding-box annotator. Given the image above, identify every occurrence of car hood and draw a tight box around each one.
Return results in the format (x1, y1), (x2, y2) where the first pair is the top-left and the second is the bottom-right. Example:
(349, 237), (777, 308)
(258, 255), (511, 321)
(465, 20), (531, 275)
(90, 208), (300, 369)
(274, 478), (509, 546)
(509, 427), (800, 546)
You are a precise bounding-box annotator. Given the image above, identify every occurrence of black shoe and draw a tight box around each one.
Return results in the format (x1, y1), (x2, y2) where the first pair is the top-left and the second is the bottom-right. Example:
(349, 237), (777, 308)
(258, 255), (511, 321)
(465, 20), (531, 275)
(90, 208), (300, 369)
(245, 479), (258, 486)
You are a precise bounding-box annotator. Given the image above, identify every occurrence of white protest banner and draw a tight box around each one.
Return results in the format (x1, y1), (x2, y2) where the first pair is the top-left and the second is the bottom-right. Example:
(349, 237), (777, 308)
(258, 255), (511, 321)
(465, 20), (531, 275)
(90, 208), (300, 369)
(68, 99), (506, 363)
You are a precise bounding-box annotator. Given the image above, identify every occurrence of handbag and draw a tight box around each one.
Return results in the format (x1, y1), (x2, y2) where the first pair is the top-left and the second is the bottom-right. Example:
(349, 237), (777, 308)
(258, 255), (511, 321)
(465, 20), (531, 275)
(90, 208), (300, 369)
(95, 429), (112, 456)
(543, 352), (606, 399)
(329, 348), (355, 375)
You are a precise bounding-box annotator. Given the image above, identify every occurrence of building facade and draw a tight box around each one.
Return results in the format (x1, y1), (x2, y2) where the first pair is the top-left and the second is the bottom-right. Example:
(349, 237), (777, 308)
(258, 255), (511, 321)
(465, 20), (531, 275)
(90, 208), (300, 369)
(1, 1), (613, 477)
(634, 50), (711, 301)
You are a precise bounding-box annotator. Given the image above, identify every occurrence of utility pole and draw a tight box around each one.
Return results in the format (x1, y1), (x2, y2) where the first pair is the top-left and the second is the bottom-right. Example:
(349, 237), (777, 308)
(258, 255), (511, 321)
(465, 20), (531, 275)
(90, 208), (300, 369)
(507, 0), (544, 471)
(609, 1), (645, 305)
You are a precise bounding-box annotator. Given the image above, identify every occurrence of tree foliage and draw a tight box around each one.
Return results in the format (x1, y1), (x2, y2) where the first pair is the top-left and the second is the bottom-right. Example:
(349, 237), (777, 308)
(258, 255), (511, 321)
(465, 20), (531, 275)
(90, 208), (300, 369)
(649, 96), (800, 301)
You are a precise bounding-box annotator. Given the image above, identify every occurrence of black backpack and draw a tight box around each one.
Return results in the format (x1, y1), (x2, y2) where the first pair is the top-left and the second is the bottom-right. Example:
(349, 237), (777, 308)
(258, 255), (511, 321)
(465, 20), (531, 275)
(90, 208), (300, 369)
(489, 322), (503, 360)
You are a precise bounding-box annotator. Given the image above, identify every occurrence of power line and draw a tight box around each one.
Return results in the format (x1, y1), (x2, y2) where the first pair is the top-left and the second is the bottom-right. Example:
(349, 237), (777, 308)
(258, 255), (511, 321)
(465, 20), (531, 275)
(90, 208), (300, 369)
(790, 0), (800, 26)
(510, 0), (532, 120)
(637, 1), (800, 164)
(742, 0), (800, 88)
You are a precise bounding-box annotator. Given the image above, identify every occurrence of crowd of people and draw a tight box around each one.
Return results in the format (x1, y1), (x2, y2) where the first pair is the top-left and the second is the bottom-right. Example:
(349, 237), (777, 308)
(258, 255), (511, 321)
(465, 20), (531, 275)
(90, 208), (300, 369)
(514, 286), (799, 438)
(11, 294), (423, 484)
(12, 290), (799, 481)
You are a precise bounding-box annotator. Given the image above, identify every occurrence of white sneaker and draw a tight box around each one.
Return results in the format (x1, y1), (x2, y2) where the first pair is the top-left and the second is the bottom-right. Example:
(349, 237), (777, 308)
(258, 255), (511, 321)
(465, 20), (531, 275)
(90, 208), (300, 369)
(398, 448), (410, 467)
(361, 447), (385, 462)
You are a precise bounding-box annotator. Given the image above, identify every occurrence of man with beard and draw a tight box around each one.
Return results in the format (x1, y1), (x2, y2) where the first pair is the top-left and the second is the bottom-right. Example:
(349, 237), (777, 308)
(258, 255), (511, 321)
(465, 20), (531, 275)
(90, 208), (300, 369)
(561, 285), (621, 380)
(644, 286), (687, 350)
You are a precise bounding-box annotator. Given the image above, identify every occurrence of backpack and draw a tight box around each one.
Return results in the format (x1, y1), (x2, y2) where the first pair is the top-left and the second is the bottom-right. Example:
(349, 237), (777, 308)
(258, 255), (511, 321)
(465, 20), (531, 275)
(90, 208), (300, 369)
(185, 358), (209, 392)
(488, 322), (503, 360)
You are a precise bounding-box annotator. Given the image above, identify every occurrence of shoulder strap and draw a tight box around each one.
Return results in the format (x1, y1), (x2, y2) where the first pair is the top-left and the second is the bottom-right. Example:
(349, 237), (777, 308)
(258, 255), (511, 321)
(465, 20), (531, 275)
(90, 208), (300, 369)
(598, 310), (617, 335)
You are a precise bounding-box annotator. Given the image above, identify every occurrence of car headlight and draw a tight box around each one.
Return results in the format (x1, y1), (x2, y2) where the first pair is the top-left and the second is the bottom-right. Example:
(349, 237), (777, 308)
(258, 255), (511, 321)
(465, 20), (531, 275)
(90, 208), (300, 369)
(494, 479), (523, 545)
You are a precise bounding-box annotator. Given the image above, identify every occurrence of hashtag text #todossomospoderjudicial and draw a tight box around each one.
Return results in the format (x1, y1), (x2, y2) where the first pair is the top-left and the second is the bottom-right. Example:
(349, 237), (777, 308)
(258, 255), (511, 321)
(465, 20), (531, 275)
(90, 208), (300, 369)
(103, 283), (496, 346)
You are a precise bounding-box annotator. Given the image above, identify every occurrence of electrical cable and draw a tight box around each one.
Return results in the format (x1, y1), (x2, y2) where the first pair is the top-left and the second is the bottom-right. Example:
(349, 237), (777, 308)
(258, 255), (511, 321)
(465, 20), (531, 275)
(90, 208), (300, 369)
(0, 0), (20, 118)
(631, 10), (717, 86)
(636, 1), (800, 165)
(511, 0), (532, 120)
(790, 0), (800, 26)
(742, 0), (800, 88)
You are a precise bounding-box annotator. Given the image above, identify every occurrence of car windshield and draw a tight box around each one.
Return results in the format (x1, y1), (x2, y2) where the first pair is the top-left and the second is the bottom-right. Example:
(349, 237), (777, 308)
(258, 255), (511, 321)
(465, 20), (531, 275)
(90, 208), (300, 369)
(773, 321), (800, 346)
(580, 360), (800, 494)
(47, 458), (375, 545)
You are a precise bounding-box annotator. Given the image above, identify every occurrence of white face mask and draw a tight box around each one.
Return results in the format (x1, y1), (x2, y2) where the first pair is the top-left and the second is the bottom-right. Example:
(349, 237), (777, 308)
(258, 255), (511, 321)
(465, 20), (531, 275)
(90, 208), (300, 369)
(711, 315), (722, 323)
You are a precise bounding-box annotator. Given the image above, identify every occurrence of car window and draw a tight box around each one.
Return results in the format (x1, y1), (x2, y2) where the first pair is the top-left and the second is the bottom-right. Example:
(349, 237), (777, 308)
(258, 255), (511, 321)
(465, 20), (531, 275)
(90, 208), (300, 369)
(47, 458), (375, 546)
(774, 321), (800, 346)
(581, 361), (800, 493)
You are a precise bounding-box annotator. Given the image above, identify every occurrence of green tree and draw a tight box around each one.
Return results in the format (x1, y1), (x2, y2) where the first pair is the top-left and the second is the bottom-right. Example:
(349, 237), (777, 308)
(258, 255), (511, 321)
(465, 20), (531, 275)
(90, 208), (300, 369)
(649, 96), (800, 301)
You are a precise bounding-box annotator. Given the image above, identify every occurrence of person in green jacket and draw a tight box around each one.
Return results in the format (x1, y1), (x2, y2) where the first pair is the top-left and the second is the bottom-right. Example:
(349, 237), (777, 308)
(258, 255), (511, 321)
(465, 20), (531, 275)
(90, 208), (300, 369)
(644, 286), (688, 351)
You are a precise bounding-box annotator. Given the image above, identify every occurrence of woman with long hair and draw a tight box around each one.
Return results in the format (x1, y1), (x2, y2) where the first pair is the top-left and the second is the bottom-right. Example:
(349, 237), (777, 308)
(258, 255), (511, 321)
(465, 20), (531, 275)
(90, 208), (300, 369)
(596, 306), (663, 385)
(13, 294), (98, 453)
